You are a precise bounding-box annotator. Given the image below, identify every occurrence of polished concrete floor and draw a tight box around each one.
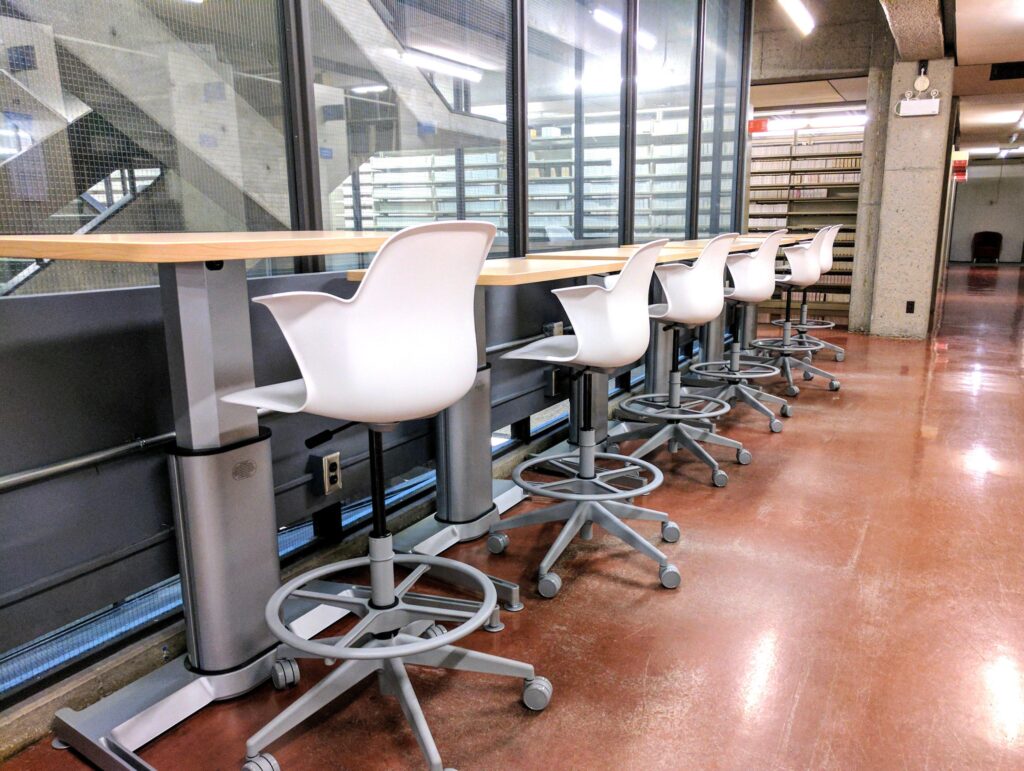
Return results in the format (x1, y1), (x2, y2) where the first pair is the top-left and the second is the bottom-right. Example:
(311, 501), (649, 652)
(7, 264), (1024, 770)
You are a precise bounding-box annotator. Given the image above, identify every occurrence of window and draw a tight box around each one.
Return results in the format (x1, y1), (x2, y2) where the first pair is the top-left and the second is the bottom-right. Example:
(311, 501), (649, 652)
(634, 0), (699, 239)
(527, 0), (624, 250)
(697, 0), (745, 236)
(0, 1), (293, 296)
(309, 0), (511, 267)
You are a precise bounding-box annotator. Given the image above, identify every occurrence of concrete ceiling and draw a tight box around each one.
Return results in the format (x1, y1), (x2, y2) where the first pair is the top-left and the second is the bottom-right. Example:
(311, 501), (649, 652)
(955, 0), (1024, 66)
(958, 94), (1024, 151)
(751, 77), (869, 108)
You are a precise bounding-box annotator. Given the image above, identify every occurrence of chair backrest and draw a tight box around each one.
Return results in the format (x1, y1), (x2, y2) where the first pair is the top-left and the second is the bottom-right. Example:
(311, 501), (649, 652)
(560, 239), (664, 369)
(783, 227), (828, 287)
(818, 224), (842, 273)
(726, 229), (786, 303)
(655, 232), (738, 325)
(254, 221), (492, 423)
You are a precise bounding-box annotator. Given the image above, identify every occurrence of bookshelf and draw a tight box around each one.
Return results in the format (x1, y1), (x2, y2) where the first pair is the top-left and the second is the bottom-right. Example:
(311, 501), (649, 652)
(746, 131), (863, 325)
(335, 106), (723, 247)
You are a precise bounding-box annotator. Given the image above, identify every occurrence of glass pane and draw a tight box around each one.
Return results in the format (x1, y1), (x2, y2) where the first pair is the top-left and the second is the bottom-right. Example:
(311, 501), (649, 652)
(527, 0), (623, 251)
(309, 0), (510, 269)
(0, 1), (293, 296)
(697, 0), (744, 237)
(634, 0), (698, 240)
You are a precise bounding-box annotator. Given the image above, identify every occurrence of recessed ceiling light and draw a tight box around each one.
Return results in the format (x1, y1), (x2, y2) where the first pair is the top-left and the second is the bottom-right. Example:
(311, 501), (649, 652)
(351, 84), (388, 94)
(777, 0), (815, 36)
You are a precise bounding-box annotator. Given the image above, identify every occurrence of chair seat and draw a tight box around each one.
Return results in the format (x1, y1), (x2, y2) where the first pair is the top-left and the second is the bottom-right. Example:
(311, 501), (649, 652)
(223, 378), (307, 413)
(503, 334), (581, 363)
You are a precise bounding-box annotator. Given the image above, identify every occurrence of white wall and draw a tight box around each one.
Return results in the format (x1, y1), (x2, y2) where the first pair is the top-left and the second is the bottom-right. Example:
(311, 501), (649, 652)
(950, 163), (1024, 263)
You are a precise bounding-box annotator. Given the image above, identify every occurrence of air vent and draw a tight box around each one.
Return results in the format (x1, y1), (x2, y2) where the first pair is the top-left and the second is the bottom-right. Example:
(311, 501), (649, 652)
(990, 62), (1024, 81)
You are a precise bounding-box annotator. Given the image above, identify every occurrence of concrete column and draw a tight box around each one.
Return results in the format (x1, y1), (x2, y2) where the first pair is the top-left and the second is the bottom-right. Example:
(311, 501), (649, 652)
(847, 15), (894, 332)
(866, 58), (955, 339)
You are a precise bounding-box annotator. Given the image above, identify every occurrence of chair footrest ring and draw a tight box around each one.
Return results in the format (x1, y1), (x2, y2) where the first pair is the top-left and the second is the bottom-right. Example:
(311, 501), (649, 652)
(512, 451), (662, 502)
(688, 360), (781, 381)
(750, 337), (825, 354)
(770, 318), (836, 331)
(618, 392), (731, 422)
(265, 554), (496, 662)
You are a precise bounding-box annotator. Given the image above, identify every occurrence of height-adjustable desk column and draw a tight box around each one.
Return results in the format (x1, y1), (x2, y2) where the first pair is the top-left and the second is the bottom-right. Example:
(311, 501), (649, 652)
(0, 230), (390, 770)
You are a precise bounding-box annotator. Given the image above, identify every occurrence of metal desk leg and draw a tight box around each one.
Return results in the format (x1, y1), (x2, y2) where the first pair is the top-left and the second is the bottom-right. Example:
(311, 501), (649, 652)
(393, 287), (521, 609)
(53, 261), (281, 769)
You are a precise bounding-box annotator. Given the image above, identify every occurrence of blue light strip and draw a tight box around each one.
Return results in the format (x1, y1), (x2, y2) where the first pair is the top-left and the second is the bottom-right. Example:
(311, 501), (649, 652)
(0, 470), (437, 699)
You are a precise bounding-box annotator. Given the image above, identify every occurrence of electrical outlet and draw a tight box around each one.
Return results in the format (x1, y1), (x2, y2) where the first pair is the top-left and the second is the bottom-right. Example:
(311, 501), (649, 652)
(311, 451), (342, 496)
(543, 321), (564, 336)
(906, 300), (915, 314)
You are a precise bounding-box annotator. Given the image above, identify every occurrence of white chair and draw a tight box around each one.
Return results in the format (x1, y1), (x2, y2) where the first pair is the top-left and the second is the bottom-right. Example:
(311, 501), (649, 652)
(487, 241), (682, 598)
(783, 224), (846, 361)
(750, 226), (841, 395)
(688, 229), (793, 431)
(224, 222), (552, 771)
(609, 232), (750, 488)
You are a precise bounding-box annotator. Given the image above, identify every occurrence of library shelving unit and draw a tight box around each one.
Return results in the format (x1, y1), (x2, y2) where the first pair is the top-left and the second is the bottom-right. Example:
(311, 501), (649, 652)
(335, 106), (710, 246)
(747, 129), (863, 326)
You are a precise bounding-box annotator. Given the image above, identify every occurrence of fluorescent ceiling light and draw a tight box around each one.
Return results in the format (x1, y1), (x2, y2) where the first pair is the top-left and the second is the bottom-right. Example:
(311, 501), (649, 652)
(397, 49), (483, 83)
(998, 149), (1010, 159)
(351, 84), (388, 94)
(412, 44), (503, 72)
(1009, 148), (1024, 155)
(777, 0), (815, 36)
(967, 146), (1000, 155)
(766, 113), (866, 132)
(592, 7), (657, 49)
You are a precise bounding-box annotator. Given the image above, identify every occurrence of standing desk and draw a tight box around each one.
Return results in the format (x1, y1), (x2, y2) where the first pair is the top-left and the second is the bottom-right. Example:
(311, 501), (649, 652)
(0, 231), (393, 770)
(0, 234), (629, 770)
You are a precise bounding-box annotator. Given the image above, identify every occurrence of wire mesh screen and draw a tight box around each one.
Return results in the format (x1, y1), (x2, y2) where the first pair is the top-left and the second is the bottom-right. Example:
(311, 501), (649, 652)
(0, 0), (292, 295)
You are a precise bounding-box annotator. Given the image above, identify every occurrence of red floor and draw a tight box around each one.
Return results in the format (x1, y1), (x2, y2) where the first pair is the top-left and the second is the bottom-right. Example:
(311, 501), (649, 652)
(6, 264), (1024, 770)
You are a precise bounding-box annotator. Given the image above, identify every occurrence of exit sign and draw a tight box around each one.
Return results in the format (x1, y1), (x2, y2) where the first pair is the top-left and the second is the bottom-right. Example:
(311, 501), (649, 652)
(748, 118), (769, 134)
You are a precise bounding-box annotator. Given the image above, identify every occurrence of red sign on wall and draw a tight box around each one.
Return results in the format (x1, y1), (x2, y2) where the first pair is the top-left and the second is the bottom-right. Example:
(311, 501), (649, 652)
(747, 118), (769, 134)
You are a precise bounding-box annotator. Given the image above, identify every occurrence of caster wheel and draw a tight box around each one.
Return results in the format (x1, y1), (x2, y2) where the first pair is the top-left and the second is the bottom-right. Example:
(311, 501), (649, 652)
(580, 521), (594, 541)
(803, 370), (814, 381)
(802, 355), (813, 365)
(785, 385), (800, 397)
(835, 352), (846, 362)
(769, 419), (783, 433)
(712, 469), (729, 488)
(243, 753), (281, 771)
(424, 623), (448, 639)
(270, 659), (300, 690)
(487, 533), (509, 555)
(736, 448), (752, 465)
(538, 572), (562, 599)
(659, 564), (682, 589)
(523, 676), (553, 711)
(604, 443), (620, 454)
(781, 404), (794, 418)
(829, 380), (841, 392)
(661, 521), (681, 543)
